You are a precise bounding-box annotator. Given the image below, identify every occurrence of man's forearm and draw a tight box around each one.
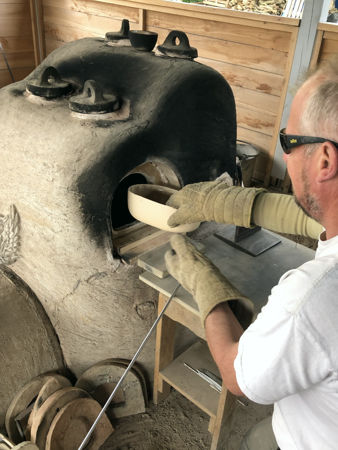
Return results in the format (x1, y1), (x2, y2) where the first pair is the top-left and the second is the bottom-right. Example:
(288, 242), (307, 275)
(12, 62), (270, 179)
(205, 303), (244, 396)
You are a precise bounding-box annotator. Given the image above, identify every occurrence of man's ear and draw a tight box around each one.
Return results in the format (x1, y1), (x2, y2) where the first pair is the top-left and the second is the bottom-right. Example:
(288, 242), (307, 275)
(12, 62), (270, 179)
(316, 142), (338, 182)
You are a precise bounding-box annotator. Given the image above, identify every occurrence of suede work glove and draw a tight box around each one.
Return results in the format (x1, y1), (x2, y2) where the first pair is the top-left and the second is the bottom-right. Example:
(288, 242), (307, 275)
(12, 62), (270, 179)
(165, 234), (254, 329)
(167, 181), (265, 228)
(167, 181), (322, 240)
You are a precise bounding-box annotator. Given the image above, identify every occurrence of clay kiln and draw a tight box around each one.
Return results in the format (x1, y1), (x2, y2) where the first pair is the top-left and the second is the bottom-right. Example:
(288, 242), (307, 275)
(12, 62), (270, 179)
(0, 22), (237, 409)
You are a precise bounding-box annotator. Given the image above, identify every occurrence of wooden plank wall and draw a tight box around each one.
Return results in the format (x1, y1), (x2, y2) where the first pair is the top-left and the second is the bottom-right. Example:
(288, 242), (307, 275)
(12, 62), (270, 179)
(311, 22), (338, 69)
(40, 0), (299, 183)
(42, 0), (141, 54)
(0, 0), (36, 88)
(144, 11), (298, 182)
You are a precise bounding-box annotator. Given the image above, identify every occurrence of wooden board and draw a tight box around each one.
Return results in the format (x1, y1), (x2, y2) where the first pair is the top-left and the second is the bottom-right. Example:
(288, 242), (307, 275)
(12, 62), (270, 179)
(0, 4), (33, 37)
(0, 52), (35, 71)
(44, 0), (140, 22)
(199, 57), (285, 96)
(146, 9), (293, 52)
(42, 3), (139, 36)
(0, 0), (29, 3)
(0, 37), (35, 54)
(236, 102), (276, 136)
(150, 25), (288, 75)
(231, 85), (280, 115)
(0, 1), (35, 88)
(317, 34), (338, 61)
(310, 25), (338, 70)
(45, 398), (113, 450)
(237, 127), (273, 155)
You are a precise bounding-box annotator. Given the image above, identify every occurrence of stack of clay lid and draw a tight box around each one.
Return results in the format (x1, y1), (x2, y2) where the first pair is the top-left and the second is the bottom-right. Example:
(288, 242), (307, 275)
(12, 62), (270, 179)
(75, 359), (148, 421)
(0, 437), (39, 450)
(5, 373), (72, 444)
(5, 372), (114, 449)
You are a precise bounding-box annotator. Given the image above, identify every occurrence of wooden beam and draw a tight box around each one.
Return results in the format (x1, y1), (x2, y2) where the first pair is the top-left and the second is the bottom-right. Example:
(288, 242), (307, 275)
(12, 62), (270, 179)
(30, 0), (39, 66)
(309, 30), (324, 70)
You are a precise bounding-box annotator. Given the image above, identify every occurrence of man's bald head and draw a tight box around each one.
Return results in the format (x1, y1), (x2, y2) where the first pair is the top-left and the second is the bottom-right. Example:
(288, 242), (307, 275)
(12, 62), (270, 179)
(300, 56), (338, 141)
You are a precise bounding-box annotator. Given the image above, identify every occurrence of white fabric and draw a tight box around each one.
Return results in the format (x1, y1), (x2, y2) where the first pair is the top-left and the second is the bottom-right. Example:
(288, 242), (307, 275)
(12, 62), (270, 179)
(235, 233), (338, 450)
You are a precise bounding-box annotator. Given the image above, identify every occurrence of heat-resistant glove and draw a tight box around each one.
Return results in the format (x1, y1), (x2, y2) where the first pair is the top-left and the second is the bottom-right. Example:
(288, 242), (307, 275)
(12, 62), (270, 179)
(167, 181), (265, 228)
(167, 181), (322, 239)
(252, 192), (322, 239)
(165, 234), (254, 328)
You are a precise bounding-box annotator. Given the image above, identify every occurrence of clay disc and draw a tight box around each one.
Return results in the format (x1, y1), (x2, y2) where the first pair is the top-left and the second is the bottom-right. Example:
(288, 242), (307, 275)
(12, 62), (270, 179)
(5, 374), (59, 443)
(45, 397), (114, 450)
(94, 358), (148, 406)
(76, 362), (146, 419)
(30, 387), (90, 449)
(26, 374), (72, 439)
(0, 432), (13, 448)
(12, 442), (39, 449)
(0, 444), (10, 450)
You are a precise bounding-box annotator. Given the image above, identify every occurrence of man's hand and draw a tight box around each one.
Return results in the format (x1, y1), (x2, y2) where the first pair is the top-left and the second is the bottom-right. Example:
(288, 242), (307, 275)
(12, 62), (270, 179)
(165, 234), (253, 328)
(167, 181), (265, 228)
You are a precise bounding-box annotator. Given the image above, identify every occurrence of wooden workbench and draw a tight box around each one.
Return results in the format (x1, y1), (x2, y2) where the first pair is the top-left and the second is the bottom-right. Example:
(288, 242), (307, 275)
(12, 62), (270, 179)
(138, 226), (314, 449)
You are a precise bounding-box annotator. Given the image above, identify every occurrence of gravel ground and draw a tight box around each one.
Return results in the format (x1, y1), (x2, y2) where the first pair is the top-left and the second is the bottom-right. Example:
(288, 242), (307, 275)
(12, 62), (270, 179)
(102, 389), (273, 449)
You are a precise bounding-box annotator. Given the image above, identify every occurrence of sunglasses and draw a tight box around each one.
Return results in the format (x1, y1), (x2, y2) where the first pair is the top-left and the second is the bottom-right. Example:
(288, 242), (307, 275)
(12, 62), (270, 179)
(279, 128), (338, 154)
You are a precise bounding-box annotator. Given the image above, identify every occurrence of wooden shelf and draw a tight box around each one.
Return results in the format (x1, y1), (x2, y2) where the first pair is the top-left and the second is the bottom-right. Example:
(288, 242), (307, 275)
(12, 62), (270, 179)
(149, 290), (236, 449)
(160, 341), (221, 417)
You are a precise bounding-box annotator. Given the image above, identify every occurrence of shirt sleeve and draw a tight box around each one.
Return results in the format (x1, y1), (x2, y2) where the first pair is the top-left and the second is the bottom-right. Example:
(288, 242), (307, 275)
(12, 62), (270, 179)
(234, 268), (332, 405)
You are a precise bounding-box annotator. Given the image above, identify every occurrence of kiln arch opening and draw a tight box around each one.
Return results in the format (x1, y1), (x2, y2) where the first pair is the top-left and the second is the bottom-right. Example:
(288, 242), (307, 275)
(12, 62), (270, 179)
(110, 160), (181, 263)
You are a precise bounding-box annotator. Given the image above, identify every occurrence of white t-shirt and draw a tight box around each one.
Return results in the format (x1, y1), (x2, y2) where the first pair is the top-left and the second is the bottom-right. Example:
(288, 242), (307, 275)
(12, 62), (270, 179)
(234, 233), (338, 450)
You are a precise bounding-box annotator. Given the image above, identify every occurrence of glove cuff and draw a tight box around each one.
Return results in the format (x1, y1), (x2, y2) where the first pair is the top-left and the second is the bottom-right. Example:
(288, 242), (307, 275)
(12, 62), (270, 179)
(253, 192), (322, 238)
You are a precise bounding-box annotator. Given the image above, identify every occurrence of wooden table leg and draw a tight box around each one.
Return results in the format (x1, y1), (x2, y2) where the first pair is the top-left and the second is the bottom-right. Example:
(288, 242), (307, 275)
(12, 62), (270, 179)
(210, 386), (236, 450)
(153, 293), (176, 404)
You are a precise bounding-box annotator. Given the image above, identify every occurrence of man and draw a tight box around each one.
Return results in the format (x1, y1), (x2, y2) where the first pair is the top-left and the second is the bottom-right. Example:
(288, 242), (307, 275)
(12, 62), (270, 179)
(165, 57), (338, 449)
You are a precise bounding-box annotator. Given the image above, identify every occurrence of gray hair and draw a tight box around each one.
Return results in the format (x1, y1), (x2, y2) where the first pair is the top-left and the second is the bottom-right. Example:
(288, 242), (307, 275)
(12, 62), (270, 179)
(300, 56), (338, 142)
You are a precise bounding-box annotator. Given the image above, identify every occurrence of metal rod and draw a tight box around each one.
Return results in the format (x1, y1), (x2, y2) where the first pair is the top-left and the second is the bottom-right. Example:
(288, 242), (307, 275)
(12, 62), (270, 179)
(77, 283), (180, 450)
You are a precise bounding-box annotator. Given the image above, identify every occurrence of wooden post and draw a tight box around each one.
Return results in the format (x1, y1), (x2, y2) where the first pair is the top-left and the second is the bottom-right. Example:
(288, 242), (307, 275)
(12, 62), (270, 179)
(139, 8), (146, 30)
(29, 0), (45, 66)
(153, 293), (176, 404)
(270, 0), (332, 183)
